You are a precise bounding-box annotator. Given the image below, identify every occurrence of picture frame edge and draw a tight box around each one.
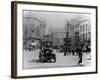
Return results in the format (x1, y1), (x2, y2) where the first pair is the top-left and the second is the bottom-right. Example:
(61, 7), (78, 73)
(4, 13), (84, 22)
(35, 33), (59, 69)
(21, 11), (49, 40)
(11, 1), (17, 78)
(11, 1), (98, 78)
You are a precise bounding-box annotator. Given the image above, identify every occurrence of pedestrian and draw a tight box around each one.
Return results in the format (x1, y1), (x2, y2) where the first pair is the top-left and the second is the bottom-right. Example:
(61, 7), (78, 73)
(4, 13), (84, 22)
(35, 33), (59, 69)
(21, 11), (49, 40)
(64, 46), (67, 56)
(77, 45), (83, 64)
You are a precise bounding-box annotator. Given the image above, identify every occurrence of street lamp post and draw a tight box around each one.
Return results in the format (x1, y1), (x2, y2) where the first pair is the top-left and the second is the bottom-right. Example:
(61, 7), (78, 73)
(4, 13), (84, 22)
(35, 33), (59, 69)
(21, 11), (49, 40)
(64, 22), (70, 56)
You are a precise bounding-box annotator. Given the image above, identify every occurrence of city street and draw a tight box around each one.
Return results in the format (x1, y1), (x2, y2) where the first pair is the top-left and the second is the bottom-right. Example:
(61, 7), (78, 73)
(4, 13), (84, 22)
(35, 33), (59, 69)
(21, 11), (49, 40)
(23, 49), (91, 69)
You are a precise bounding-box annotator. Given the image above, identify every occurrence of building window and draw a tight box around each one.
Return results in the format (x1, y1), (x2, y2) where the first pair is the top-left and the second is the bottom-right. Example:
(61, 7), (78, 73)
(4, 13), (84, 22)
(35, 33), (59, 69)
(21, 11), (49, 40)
(86, 24), (88, 27)
(83, 24), (85, 32)
(86, 24), (88, 32)
(83, 33), (85, 40)
(88, 32), (91, 40)
(86, 33), (87, 40)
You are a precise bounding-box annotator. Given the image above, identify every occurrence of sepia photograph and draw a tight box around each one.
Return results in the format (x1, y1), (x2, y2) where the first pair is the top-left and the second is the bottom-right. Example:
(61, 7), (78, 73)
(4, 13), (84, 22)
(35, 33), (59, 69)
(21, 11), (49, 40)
(11, 1), (97, 78)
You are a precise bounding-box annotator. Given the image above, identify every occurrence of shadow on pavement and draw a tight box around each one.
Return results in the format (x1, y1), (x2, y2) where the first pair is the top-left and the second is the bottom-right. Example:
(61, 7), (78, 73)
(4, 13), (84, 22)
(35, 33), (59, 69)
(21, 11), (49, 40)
(29, 59), (40, 63)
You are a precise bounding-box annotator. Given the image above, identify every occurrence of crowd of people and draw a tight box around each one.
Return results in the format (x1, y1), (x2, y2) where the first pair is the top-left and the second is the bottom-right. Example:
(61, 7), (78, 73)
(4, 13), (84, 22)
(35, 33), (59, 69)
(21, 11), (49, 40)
(23, 39), (90, 64)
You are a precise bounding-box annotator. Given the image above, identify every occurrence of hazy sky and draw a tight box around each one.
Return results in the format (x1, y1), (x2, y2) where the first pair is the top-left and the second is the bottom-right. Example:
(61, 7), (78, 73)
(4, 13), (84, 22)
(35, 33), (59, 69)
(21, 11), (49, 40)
(23, 10), (90, 34)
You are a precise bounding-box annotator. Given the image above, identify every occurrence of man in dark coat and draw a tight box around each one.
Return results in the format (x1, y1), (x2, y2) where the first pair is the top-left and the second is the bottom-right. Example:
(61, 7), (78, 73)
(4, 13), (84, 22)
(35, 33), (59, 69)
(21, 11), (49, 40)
(77, 45), (83, 64)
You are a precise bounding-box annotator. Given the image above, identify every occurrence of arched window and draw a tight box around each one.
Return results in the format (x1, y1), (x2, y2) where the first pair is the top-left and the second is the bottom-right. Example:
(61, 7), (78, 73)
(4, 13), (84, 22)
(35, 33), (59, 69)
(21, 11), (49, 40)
(83, 24), (85, 32)
(86, 24), (88, 32)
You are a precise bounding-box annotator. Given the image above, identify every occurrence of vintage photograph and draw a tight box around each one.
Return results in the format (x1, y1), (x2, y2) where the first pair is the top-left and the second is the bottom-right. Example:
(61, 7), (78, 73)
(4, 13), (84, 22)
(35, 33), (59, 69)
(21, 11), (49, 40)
(11, 1), (97, 78)
(23, 10), (91, 69)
